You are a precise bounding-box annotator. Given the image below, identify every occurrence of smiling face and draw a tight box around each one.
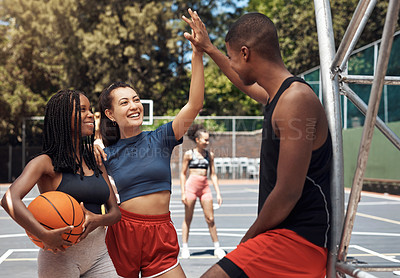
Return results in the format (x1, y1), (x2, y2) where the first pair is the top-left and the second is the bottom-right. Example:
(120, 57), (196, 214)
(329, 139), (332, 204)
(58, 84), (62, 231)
(71, 94), (94, 137)
(196, 131), (210, 149)
(105, 86), (144, 137)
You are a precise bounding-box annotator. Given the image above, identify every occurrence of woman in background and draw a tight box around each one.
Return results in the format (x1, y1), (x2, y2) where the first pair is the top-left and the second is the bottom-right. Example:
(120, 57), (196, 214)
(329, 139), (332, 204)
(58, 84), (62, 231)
(180, 124), (225, 259)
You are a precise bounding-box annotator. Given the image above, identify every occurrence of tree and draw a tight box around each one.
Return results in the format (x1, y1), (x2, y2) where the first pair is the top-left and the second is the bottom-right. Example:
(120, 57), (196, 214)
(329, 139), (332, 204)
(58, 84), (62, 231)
(0, 0), (255, 147)
(0, 15), (47, 145)
(247, 0), (397, 75)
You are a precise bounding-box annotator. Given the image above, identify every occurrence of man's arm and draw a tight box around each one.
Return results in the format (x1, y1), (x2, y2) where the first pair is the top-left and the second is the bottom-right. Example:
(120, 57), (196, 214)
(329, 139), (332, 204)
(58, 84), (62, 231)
(182, 9), (269, 105)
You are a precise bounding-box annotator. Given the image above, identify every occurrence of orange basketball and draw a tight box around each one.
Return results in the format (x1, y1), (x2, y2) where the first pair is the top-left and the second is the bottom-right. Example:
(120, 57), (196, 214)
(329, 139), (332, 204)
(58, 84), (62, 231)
(26, 191), (85, 249)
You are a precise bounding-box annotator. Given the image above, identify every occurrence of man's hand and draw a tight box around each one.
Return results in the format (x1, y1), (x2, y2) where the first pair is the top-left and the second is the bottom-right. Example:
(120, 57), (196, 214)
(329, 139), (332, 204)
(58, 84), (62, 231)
(182, 8), (213, 53)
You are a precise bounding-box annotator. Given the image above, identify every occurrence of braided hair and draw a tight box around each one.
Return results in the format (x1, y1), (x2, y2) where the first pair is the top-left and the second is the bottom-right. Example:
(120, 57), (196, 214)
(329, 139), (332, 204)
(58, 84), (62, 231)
(187, 123), (207, 142)
(41, 89), (100, 179)
(99, 81), (136, 147)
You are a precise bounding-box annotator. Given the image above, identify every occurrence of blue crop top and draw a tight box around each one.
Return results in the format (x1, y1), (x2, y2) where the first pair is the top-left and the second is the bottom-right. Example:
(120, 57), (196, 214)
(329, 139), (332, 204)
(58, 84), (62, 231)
(56, 173), (110, 214)
(104, 122), (183, 203)
(188, 149), (210, 169)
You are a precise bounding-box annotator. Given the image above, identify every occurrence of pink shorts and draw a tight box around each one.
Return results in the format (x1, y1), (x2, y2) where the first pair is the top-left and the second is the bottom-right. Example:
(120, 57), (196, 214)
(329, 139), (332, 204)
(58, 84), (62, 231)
(223, 229), (327, 277)
(105, 208), (179, 278)
(185, 175), (212, 201)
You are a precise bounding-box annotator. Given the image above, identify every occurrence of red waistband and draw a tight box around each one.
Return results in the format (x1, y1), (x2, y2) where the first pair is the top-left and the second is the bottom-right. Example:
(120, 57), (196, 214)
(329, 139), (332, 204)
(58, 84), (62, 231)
(119, 207), (171, 224)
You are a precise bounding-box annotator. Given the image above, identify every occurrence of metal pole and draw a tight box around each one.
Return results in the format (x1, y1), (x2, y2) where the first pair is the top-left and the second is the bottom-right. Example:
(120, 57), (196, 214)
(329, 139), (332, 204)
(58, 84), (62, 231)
(338, 0), (400, 261)
(356, 264), (400, 272)
(341, 84), (400, 150)
(341, 75), (400, 85)
(331, 0), (377, 72)
(336, 262), (378, 278)
(313, 1), (345, 277)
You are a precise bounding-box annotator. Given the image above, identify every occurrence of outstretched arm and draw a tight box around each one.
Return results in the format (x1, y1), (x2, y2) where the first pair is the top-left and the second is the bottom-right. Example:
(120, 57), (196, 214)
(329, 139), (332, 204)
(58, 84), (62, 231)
(182, 9), (269, 105)
(172, 24), (204, 140)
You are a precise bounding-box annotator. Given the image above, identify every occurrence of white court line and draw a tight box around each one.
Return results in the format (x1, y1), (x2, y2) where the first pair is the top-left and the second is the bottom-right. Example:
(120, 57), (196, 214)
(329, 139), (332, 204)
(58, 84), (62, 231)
(358, 201), (400, 206)
(0, 233), (26, 239)
(170, 203), (258, 214)
(176, 228), (248, 232)
(176, 229), (400, 238)
(170, 203), (257, 208)
(350, 245), (400, 264)
(344, 188), (400, 201)
(0, 249), (38, 264)
(177, 232), (243, 237)
(181, 246), (237, 251)
(353, 232), (400, 237)
(360, 191), (400, 201)
(172, 188), (258, 195)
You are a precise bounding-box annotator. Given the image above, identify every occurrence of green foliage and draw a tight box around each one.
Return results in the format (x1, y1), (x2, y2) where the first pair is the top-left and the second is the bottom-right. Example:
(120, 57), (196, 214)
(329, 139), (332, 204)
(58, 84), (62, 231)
(0, 0), (249, 145)
(5, 0), (394, 146)
(202, 60), (262, 116)
(247, 0), (397, 75)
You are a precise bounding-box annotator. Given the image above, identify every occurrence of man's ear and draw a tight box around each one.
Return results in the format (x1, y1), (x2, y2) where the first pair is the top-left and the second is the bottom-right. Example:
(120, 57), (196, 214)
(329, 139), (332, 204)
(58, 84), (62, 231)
(241, 46), (250, 61)
(104, 109), (114, 121)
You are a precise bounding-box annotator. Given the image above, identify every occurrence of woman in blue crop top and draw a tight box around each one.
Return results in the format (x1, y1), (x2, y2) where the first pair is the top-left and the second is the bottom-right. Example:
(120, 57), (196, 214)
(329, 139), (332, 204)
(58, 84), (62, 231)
(1, 90), (120, 277)
(179, 124), (226, 260)
(94, 10), (204, 278)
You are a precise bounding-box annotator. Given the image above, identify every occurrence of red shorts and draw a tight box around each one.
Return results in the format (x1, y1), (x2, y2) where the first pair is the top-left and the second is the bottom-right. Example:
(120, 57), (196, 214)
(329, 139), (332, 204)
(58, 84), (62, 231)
(222, 229), (327, 278)
(185, 175), (212, 201)
(105, 208), (180, 278)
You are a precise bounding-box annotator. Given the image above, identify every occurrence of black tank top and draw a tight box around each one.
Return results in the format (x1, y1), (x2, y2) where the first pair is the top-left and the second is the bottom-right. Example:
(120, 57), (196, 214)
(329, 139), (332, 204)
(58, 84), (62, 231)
(259, 76), (332, 248)
(56, 173), (110, 214)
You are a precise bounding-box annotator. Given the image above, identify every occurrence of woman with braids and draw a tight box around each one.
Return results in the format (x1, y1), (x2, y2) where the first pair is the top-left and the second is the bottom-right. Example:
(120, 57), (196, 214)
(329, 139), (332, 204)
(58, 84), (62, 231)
(1, 90), (120, 277)
(180, 124), (225, 259)
(93, 13), (204, 276)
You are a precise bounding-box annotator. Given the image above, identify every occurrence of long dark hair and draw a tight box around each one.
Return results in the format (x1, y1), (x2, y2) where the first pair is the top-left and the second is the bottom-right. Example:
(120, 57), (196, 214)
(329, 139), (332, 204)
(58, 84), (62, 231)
(99, 81), (136, 147)
(41, 89), (100, 178)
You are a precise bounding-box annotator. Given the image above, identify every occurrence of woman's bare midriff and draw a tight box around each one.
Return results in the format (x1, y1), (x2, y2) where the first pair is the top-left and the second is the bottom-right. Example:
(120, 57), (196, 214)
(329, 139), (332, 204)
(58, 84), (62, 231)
(189, 168), (207, 176)
(119, 190), (171, 215)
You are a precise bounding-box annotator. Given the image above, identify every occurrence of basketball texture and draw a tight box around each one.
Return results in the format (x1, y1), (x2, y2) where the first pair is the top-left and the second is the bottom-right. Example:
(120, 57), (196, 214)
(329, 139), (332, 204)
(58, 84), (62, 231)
(26, 191), (85, 249)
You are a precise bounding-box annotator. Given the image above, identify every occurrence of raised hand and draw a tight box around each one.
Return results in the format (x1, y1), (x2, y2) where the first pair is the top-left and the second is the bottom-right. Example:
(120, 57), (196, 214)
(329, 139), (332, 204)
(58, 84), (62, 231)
(182, 8), (213, 53)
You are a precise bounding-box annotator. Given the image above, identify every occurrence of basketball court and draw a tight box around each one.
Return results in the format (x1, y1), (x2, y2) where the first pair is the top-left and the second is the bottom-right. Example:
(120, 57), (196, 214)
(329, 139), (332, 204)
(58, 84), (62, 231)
(1, 180), (400, 277)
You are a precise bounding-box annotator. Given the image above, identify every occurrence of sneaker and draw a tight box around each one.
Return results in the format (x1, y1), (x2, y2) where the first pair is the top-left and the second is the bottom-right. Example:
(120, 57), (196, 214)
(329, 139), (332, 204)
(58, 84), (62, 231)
(181, 246), (190, 259)
(214, 247), (226, 259)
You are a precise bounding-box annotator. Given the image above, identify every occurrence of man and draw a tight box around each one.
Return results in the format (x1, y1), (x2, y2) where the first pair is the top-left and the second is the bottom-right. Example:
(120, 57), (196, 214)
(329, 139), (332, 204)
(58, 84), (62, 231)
(183, 9), (332, 278)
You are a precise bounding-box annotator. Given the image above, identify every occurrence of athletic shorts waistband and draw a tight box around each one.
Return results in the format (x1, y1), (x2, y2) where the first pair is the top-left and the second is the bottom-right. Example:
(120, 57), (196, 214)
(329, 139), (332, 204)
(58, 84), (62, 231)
(119, 207), (171, 224)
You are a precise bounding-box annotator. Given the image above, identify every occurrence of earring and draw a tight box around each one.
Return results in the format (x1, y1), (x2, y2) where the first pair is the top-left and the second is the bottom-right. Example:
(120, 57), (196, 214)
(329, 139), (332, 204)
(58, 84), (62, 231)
(112, 120), (116, 126)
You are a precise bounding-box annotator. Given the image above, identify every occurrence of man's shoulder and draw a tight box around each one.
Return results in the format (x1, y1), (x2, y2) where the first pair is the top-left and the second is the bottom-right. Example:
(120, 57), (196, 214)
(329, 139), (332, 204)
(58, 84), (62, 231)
(279, 82), (322, 112)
